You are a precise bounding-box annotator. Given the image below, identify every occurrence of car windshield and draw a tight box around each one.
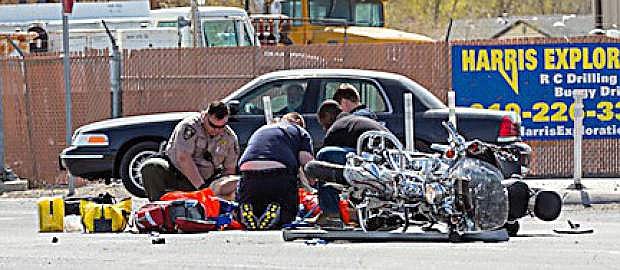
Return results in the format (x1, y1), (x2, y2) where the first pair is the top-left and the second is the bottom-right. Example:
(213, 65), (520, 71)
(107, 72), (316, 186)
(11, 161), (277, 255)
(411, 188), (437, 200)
(203, 20), (238, 47)
(308, 0), (384, 27)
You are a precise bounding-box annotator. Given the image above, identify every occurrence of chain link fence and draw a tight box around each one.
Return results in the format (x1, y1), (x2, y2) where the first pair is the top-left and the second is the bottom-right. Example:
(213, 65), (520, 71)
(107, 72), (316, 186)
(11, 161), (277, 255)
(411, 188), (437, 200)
(1, 37), (618, 185)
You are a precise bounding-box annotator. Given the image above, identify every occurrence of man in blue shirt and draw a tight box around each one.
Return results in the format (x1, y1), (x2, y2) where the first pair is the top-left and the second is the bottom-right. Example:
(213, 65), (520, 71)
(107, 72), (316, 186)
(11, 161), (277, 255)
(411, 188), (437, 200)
(237, 112), (314, 230)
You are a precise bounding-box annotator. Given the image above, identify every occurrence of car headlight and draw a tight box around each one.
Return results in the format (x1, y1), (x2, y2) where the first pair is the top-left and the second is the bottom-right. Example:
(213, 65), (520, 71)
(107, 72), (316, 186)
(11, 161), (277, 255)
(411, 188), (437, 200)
(72, 133), (109, 146)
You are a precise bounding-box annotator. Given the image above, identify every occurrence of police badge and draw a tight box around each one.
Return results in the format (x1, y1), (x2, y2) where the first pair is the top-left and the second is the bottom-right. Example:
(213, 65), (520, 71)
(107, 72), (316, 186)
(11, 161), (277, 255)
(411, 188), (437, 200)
(183, 126), (196, 140)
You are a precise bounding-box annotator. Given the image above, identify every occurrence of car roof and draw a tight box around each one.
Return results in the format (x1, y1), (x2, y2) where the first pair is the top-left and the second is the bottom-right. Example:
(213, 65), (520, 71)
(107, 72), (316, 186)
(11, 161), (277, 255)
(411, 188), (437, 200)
(223, 69), (410, 102)
(150, 6), (249, 19)
(254, 69), (409, 80)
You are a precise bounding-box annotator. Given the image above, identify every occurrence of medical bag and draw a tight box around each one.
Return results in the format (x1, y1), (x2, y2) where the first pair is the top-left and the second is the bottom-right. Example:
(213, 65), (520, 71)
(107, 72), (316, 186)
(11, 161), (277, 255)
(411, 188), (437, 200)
(133, 199), (217, 233)
(80, 198), (132, 233)
(38, 197), (65, 232)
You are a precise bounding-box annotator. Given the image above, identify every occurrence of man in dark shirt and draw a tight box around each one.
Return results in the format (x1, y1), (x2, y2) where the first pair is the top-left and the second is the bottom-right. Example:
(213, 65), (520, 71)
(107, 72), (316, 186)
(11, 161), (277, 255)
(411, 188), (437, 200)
(314, 100), (388, 227)
(332, 83), (377, 119)
(237, 112), (314, 230)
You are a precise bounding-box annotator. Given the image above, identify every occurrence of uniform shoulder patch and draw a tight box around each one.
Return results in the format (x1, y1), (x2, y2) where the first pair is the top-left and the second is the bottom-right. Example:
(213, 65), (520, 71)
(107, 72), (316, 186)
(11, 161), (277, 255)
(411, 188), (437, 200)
(183, 126), (196, 140)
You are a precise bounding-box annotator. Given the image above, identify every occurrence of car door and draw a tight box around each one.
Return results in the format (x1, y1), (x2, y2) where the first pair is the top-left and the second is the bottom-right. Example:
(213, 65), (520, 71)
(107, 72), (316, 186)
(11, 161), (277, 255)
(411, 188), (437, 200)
(312, 77), (394, 147)
(227, 78), (312, 150)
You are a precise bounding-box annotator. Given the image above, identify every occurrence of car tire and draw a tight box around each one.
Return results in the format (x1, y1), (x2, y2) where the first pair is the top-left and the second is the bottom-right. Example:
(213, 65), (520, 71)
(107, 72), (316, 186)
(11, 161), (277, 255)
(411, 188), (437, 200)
(119, 141), (160, 198)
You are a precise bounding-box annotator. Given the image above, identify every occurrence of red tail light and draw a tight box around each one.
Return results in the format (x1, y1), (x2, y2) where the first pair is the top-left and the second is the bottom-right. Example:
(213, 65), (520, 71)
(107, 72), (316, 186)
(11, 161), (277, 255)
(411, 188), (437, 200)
(445, 148), (455, 158)
(498, 116), (519, 138)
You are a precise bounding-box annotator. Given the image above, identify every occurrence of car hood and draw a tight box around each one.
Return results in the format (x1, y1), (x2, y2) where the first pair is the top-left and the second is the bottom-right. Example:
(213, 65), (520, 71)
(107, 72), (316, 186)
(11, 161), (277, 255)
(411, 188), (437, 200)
(323, 26), (434, 42)
(76, 112), (197, 133)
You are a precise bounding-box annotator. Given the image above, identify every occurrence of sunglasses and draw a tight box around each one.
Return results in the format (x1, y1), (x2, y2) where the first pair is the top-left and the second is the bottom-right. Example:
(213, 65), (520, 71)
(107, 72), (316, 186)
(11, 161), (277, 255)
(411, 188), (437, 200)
(208, 118), (227, 130)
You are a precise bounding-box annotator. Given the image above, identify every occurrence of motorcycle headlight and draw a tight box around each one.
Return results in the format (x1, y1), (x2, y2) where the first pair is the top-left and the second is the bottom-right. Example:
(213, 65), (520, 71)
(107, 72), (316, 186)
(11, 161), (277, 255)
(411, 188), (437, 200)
(72, 133), (109, 146)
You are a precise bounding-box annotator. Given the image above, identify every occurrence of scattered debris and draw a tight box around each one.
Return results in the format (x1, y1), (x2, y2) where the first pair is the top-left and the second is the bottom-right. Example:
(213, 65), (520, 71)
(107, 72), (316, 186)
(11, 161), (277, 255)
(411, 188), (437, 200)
(305, 238), (327, 245)
(553, 220), (594, 234)
(151, 237), (166, 245)
(52, 237), (58, 243)
(150, 231), (165, 244)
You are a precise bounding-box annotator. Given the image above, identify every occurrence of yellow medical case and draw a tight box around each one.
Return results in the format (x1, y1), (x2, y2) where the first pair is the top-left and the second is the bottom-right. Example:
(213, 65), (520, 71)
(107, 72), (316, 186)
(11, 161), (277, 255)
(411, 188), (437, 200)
(80, 198), (132, 233)
(38, 197), (65, 232)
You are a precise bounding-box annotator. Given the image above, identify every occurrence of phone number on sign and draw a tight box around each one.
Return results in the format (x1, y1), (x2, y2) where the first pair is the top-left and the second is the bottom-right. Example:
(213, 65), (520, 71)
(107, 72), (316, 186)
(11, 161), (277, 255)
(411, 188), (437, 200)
(470, 101), (620, 122)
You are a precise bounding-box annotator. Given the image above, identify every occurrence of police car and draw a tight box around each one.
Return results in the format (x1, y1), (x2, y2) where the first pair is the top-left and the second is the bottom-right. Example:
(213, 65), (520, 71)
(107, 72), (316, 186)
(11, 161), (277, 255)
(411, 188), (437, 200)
(60, 69), (527, 197)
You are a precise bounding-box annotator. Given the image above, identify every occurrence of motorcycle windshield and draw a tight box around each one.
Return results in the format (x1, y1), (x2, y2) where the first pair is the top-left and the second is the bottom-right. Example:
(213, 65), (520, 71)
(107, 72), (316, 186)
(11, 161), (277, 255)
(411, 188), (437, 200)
(450, 158), (508, 231)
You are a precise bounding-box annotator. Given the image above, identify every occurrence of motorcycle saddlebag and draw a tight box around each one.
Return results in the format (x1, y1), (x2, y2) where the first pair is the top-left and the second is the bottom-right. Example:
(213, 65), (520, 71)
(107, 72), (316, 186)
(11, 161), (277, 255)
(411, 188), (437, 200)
(81, 198), (132, 233)
(38, 197), (65, 232)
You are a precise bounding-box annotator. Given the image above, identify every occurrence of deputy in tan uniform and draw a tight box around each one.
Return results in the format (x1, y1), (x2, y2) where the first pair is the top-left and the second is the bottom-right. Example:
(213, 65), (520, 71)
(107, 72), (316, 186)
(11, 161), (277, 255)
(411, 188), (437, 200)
(141, 101), (240, 201)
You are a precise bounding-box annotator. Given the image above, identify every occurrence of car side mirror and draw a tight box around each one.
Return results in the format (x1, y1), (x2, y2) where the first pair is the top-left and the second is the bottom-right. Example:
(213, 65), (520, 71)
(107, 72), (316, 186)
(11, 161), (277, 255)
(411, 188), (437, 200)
(227, 100), (240, 115)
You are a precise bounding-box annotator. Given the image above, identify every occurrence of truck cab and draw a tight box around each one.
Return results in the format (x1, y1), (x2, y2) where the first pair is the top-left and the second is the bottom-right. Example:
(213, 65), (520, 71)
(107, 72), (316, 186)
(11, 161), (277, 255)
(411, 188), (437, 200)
(151, 6), (258, 48)
(249, 0), (434, 45)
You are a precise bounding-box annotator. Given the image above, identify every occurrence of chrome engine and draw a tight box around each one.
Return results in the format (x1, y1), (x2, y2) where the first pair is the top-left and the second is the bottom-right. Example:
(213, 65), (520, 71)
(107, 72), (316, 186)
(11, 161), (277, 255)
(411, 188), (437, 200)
(342, 126), (508, 234)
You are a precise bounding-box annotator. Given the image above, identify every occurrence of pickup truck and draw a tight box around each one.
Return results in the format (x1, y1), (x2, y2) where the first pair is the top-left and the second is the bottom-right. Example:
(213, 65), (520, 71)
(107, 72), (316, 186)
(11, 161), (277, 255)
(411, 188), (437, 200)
(60, 69), (529, 197)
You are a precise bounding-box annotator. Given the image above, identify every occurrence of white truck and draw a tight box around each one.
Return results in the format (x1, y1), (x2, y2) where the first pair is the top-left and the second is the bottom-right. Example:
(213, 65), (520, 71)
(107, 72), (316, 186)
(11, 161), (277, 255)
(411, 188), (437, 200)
(1, 1), (258, 52)
(150, 6), (258, 48)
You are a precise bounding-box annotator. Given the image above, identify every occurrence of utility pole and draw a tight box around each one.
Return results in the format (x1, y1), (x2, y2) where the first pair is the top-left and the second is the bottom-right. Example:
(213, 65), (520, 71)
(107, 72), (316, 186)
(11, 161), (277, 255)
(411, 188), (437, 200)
(593, 0), (603, 30)
(62, 0), (75, 195)
(190, 0), (201, 47)
(102, 20), (122, 118)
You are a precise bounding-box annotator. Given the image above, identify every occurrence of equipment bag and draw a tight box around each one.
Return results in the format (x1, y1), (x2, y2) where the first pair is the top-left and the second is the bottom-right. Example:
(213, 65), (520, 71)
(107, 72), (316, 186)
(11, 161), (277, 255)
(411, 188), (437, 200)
(64, 192), (115, 216)
(160, 188), (241, 230)
(38, 197), (65, 232)
(81, 198), (132, 233)
(134, 199), (217, 233)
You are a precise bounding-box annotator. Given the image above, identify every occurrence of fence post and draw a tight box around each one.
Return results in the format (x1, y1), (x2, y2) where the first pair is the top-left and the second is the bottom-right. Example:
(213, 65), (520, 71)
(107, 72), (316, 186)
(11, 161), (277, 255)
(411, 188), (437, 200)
(111, 48), (122, 118)
(103, 20), (122, 118)
(569, 89), (587, 190)
(0, 61), (4, 180)
(448, 91), (457, 129)
(404, 93), (415, 151)
(61, 7), (75, 195)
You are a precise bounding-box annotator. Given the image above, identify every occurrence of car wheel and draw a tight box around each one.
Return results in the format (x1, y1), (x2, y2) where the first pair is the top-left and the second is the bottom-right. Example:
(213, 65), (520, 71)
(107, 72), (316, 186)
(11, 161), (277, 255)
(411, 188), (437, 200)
(119, 141), (160, 198)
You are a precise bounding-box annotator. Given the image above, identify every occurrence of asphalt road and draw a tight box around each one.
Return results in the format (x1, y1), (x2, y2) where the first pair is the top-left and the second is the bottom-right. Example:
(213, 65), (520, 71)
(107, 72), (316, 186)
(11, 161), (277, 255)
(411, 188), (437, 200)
(1, 199), (619, 270)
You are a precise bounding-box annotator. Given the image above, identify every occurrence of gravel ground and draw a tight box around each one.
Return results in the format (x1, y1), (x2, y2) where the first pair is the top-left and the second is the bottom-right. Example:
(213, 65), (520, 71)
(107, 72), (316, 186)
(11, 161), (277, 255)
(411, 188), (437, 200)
(0, 181), (133, 199)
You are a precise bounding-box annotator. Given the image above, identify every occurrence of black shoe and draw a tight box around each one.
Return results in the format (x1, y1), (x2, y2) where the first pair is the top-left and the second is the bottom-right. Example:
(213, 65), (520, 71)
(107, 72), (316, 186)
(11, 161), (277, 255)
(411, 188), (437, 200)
(258, 203), (281, 230)
(240, 203), (258, 230)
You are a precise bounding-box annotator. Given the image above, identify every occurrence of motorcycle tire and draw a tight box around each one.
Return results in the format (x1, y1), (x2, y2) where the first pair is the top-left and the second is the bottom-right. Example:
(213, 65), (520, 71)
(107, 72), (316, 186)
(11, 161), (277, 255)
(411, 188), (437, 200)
(304, 160), (347, 185)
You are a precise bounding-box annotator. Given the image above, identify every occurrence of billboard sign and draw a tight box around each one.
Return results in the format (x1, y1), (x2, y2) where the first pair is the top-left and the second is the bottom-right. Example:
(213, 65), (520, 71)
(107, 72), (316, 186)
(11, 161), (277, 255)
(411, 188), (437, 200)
(452, 43), (620, 140)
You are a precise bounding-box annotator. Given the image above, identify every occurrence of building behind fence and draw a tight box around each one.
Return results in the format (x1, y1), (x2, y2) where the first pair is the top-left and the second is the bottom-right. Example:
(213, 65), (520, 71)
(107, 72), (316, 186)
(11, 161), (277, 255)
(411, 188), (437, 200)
(0, 37), (618, 186)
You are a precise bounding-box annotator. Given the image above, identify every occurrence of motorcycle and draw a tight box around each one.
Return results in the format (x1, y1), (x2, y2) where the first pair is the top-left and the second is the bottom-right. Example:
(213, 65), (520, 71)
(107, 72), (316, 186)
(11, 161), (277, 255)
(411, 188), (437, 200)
(305, 122), (562, 240)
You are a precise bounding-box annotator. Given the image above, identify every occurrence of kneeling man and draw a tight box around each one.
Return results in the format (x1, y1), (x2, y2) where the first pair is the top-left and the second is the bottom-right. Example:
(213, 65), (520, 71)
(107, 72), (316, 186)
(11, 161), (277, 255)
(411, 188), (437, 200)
(238, 113), (314, 230)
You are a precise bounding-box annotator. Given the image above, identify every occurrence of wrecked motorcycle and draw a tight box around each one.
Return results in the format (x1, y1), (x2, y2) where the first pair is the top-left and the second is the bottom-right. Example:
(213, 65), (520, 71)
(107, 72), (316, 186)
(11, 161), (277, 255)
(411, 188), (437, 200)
(305, 122), (562, 240)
